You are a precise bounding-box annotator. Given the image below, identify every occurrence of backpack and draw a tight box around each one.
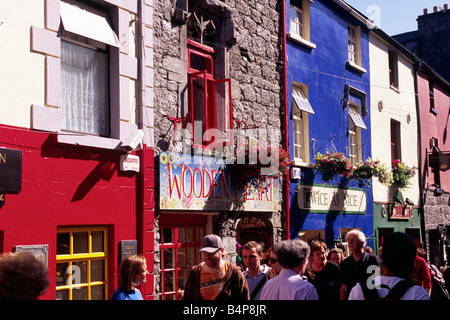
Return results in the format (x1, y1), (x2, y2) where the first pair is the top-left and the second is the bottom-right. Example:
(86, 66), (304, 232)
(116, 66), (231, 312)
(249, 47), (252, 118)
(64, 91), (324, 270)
(360, 279), (414, 300)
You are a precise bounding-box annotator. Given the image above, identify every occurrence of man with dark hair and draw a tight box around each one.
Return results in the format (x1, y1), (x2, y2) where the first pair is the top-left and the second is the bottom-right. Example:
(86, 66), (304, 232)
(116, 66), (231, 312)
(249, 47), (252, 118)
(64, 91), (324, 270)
(260, 240), (318, 300)
(349, 232), (429, 300)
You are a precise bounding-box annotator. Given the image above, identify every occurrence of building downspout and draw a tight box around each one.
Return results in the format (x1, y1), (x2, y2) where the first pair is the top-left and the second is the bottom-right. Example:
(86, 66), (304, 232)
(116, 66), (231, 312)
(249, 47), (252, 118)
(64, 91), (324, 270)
(281, 0), (290, 240)
(414, 62), (427, 255)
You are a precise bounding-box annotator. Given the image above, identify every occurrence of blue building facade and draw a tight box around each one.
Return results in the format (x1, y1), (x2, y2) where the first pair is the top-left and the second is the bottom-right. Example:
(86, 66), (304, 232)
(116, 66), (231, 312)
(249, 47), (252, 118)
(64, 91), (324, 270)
(285, 0), (374, 248)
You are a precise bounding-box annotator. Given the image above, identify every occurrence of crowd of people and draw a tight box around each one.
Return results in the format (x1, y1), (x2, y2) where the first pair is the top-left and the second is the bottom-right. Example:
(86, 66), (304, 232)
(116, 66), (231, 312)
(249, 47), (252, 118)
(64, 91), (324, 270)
(1, 230), (449, 301)
(183, 230), (450, 301)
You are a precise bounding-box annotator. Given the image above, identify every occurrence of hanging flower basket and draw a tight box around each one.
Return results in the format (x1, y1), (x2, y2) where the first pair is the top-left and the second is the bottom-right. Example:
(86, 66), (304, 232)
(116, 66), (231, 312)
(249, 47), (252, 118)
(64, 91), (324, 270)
(230, 143), (290, 189)
(352, 158), (393, 187)
(391, 159), (415, 189)
(313, 151), (354, 182)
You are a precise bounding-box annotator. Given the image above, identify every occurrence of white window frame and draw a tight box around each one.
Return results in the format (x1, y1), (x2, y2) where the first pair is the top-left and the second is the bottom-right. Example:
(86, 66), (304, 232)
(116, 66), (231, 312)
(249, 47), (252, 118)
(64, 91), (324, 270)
(348, 102), (362, 166)
(288, 0), (316, 49)
(292, 85), (313, 165)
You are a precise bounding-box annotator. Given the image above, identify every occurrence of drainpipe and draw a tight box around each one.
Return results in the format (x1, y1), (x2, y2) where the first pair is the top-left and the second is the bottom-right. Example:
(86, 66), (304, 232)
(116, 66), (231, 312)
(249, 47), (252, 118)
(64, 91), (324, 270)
(413, 61), (427, 256)
(282, 0), (290, 240)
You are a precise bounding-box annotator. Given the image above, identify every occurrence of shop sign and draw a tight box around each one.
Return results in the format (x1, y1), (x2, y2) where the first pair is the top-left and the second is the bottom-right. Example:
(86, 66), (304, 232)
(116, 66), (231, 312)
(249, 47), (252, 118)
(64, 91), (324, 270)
(159, 152), (279, 212)
(297, 184), (366, 214)
(0, 148), (22, 193)
(14, 245), (48, 266)
(428, 152), (450, 172)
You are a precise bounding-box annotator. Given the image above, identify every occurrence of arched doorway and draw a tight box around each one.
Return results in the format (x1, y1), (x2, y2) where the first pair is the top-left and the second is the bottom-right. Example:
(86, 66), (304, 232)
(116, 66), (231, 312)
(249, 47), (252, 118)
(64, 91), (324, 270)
(236, 216), (272, 267)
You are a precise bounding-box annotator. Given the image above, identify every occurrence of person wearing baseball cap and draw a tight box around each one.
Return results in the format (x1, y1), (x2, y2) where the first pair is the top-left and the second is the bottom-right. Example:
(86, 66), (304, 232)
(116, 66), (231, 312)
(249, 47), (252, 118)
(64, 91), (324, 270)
(183, 234), (249, 300)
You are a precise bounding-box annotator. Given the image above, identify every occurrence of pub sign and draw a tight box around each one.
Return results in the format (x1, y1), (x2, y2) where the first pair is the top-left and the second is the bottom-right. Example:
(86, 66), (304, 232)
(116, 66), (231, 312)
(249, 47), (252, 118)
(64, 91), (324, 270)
(0, 148), (22, 193)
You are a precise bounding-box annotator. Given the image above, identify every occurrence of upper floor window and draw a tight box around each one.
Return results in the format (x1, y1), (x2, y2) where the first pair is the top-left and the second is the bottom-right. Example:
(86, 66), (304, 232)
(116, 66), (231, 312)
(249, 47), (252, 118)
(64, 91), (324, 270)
(292, 84), (314, 164)
(288, 0), (315, 49)
(186, 40), (233, 147)
(429, 79), (438, 115)
(347, 24), (365, 73)
(390, 119), (401, 164)
(345, 85), (367, 166)
(59, 0), (119, 137)
(388, 50), (399, 90)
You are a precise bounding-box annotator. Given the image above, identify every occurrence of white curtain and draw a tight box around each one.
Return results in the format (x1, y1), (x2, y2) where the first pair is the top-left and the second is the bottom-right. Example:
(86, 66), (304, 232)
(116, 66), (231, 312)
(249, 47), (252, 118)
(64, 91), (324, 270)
(61, 41), (108, 136)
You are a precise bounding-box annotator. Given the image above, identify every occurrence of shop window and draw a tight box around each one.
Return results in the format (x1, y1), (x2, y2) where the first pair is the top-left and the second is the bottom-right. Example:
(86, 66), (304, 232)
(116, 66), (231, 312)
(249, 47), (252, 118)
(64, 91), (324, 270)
(56, 227), (108, 300)
(159, 225), (205, 300)
(186, 40), (233, 148)
(59, 0), (119, 137)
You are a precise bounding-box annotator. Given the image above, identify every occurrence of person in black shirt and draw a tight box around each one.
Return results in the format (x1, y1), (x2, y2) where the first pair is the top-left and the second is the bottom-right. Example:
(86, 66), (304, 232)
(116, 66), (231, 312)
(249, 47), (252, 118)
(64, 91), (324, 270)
(339, 230), (381, 300)
(306, 240), (341, 300)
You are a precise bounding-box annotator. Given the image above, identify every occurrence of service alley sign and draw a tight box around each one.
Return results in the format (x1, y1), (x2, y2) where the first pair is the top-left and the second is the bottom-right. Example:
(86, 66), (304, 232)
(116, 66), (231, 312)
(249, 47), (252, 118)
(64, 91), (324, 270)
(0, 148), (22, 193)
(297, 184), (366, 214)
(159, 152), (280, 212)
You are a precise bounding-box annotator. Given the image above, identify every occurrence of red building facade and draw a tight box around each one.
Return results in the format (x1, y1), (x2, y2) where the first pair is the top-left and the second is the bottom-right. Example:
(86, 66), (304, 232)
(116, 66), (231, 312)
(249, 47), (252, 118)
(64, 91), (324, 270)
(0, 0), (156, 300)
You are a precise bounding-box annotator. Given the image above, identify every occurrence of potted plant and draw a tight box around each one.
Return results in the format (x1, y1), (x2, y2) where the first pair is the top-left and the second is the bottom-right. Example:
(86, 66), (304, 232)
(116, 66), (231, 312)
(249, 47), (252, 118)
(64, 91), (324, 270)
(313, 151), (354, 182)
(352, 158), (393, 187)
(230, 143), (290, 190)
(391, 159), (415, 190)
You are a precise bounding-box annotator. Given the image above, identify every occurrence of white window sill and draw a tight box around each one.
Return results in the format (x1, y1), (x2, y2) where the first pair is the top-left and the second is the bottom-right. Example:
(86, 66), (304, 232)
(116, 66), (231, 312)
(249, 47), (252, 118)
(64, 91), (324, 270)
(287, 33), (316, 50)
(291, 160), (313, 168)
(390, 85), (400, 93)
(346, 60), (367, 74)
(57, 132), (122, 150)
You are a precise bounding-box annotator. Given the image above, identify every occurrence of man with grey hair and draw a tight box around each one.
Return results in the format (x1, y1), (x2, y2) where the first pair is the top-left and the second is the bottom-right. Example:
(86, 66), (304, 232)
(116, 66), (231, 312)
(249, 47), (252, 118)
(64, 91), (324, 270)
(259, 240), (318, 300)
(339, 229), (381, 300)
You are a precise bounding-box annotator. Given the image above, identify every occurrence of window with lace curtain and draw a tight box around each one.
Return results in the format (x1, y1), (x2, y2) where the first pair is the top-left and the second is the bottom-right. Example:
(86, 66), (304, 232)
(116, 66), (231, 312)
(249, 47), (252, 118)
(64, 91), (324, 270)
(61, 38), (109, 136)
(59, 0), (119, 137)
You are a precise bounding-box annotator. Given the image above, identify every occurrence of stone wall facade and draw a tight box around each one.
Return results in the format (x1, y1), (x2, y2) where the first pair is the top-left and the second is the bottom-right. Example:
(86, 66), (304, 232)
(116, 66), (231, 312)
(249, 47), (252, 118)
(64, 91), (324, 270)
(152, 0), (284, 297)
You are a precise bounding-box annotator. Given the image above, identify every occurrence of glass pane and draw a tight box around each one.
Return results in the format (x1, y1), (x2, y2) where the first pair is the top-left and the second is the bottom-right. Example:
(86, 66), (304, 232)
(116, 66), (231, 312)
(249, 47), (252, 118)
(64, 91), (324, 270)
(178, 270), (188, 291)
(178, 248), (186, 267)
(56, 263), (69, 287)
(91, 285), (105, 300)
(55, 290), (69, 300)
(197, 227), (204, 242)
(57, 233), (70, 254)
(73, 261), (87, 284)
(92, 231), (104, 252)
(73, 232), (88, 254)
(190, 52), (212, 74)
(178, 227), (186, 244)
(163, 271), (176, 293)
(186, 228), (193, 243)
(72, 287), (88, 300)
(163, 248), (174, 269)
(163, 228), (173, 244)
(186, 247), (195, 268)
(91, 260), (105, 282)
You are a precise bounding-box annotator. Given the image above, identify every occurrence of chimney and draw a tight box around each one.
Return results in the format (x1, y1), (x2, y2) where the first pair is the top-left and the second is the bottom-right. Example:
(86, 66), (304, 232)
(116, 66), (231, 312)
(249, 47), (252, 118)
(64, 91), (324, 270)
(444, 4), (448, 10)
(434, 6), (438, 12)
(424, 8), (428, 14)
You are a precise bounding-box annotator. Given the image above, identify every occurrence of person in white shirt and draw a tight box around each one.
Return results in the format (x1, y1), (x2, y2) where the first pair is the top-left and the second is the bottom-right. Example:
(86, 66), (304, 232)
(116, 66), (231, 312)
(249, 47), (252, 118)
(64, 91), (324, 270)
(260, 239), (318, 300)
(349, 232), (429, 300)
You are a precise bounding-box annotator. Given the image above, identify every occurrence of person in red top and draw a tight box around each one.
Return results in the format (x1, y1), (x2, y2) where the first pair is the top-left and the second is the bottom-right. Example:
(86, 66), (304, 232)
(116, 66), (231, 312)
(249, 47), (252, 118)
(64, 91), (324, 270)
(413, 248), (432, 296)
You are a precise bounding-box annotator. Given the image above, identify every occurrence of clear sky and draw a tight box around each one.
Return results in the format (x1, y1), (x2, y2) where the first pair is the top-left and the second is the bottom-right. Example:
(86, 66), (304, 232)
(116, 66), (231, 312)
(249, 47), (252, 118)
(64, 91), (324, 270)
(344, 0), (449, 35)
